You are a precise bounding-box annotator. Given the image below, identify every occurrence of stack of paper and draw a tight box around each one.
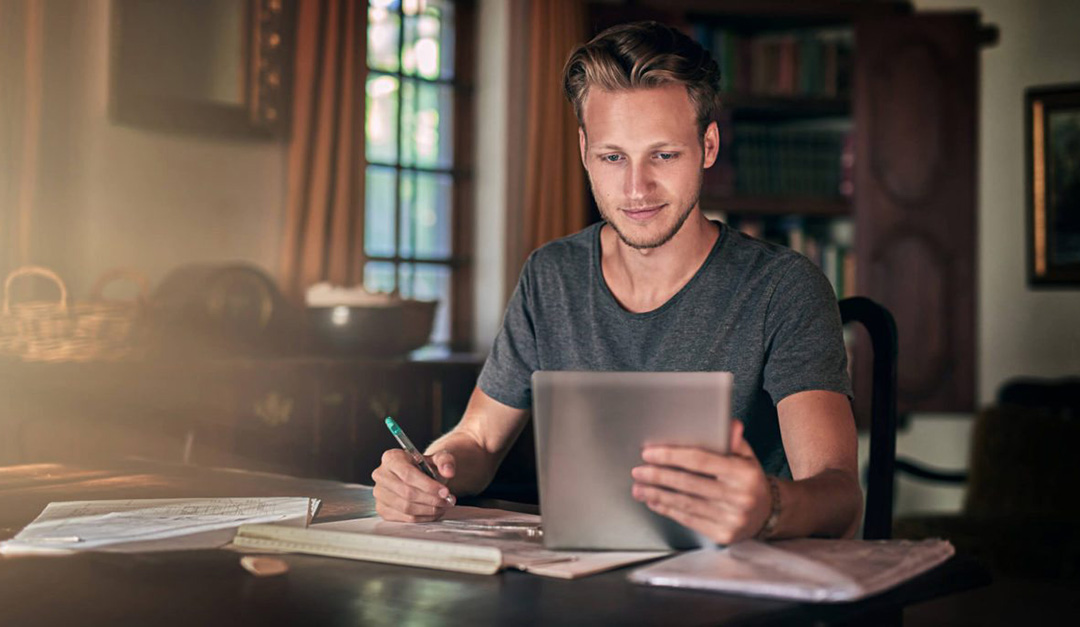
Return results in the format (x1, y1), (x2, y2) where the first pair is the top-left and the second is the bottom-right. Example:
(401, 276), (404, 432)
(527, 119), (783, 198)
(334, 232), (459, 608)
(0, 497), (318, 555)
(629, 538), (955, 602)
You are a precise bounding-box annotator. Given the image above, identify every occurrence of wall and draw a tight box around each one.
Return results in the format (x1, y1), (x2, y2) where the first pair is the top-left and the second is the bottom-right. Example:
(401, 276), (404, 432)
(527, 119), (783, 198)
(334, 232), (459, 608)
(914, 0), (1080, 402)
(472, 0), (510, 352)
(880, 0), (1080, 516)
(29, 0), (287, 294)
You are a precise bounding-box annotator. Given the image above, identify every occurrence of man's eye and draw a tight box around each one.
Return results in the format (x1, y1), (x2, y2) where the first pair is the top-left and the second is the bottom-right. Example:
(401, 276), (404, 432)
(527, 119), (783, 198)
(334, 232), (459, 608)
(657, 152), (678, 161)
(602, 154), (623, 163)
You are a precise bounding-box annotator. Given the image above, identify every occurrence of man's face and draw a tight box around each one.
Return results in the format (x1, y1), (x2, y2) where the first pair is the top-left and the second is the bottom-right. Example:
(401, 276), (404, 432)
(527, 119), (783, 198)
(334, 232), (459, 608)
(579, 84), (718, 250)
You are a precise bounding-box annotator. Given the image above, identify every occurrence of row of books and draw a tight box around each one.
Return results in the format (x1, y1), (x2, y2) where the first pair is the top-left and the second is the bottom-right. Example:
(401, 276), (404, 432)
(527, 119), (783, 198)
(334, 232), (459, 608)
(691, 25), (854, 98)
(717, 214), (856, 299)
(706, 125), (853, 198)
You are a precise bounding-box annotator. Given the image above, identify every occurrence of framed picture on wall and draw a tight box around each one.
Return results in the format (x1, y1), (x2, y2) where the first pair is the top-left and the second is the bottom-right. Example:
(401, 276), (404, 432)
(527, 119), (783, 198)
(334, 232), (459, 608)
(1027, 84), (1080, 286)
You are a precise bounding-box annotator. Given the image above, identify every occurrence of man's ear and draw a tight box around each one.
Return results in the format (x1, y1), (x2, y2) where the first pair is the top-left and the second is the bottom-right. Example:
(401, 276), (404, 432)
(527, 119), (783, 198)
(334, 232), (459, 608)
(702, 121), (720, 169)
(578, 127), (588, 169)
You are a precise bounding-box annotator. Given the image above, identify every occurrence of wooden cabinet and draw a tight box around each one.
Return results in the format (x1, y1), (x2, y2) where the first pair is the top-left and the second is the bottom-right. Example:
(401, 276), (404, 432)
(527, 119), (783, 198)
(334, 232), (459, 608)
(587, 1), (984, 423)
(853, 12), (979, 417)
(0, 356), (482, 483)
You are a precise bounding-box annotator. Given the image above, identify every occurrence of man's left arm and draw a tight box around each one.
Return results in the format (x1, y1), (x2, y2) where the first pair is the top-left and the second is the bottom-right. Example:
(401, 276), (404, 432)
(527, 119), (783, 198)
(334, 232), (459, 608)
(631, 389), (862, 543)
(769, 389), (862, 539)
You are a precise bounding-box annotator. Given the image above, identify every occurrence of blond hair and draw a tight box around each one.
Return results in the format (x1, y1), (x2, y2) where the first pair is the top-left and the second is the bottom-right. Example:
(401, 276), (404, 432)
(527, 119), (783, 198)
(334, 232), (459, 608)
(563, 21), (722, 137)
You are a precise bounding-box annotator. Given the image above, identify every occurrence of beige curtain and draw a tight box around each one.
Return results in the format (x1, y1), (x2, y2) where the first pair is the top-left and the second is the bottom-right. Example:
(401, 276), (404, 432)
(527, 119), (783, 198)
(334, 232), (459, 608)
(520, 0), (588, 258)
(278, 0), (367, 303)
(0, 0), (43, 280)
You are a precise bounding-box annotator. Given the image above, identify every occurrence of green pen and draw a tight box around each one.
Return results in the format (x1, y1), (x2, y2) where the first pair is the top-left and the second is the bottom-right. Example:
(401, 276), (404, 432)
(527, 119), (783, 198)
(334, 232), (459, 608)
(384, 417), (443, 483)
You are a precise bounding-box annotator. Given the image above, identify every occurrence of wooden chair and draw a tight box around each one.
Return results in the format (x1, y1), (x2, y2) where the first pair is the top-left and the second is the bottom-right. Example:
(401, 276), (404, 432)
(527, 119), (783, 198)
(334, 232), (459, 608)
(840, 296), (900, 540)
(894, 378), (1080, 577)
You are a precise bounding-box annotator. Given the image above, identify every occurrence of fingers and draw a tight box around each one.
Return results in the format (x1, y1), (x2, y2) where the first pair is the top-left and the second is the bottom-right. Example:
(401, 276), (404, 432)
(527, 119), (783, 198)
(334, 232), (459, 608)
(372, 449), (455, 522)
(631, 465), (750, 513)
(640, 445), (726, 476)
(634, 429), (771, 545)
(643, 497), (743, 545)
(373, 462), (453, 508)
(380, 449), (450, 496)
(428, 450), (457, 480)
(632, 483), (723, 519)
(729, 420), (756, 458)
(632, 464), (719, 499)
(632, 482), (757, 545)
(373, 484), (446, 522)
(641, 424), (759, 481)
(640, 448), (757, 491)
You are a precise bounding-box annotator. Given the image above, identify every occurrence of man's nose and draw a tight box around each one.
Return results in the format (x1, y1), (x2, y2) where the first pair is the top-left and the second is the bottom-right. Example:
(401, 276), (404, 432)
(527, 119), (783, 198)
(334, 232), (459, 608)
(624, 161), (654, 200)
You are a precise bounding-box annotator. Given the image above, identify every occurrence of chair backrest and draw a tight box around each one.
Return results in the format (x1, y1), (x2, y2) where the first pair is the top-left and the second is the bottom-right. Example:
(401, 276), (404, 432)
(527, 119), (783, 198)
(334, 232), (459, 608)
(840, 296), (899, 540)
(996, 377), (1080, 416)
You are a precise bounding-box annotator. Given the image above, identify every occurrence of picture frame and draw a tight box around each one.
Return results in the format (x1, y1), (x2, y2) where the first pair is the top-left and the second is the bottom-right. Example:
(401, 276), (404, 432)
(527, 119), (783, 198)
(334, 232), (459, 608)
(109, 0), (293, 139)
(1026, 84), (1080, 287)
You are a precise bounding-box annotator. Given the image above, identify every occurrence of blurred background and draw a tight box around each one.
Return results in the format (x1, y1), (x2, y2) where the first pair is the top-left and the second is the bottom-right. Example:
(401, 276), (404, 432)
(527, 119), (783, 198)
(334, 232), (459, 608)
(1, 1), (1079, 616)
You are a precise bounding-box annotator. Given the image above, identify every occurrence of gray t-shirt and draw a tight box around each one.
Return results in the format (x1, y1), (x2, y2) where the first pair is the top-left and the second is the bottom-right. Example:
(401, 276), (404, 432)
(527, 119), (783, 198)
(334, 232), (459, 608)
(478, 220), (852, 477)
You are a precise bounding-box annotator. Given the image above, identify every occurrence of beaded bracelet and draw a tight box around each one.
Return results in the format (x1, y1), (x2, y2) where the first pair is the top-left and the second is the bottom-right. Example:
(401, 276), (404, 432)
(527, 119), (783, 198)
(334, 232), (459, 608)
(755, 475), (782, 540)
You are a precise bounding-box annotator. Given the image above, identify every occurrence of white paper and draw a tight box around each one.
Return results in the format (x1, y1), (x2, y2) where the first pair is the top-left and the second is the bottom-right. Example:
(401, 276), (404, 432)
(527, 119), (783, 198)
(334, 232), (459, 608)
(629, 538), (955, 602)
(313, 506), (669, 579)
(0, 497), (317, 555)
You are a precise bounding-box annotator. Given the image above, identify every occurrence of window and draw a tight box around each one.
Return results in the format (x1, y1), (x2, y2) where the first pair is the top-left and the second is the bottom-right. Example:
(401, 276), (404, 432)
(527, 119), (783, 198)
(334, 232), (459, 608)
(365, 0), (470, 350)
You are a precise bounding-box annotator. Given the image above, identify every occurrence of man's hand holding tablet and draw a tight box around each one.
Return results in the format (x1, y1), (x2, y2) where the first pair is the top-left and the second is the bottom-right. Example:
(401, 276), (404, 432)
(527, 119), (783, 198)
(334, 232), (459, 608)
(631, 419), (773, 545)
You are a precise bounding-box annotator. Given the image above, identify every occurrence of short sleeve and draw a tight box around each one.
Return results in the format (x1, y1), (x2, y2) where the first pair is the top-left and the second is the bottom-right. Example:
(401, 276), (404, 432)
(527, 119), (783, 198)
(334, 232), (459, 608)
(761, 255), (853, 405)
(476, 258), (540, 409)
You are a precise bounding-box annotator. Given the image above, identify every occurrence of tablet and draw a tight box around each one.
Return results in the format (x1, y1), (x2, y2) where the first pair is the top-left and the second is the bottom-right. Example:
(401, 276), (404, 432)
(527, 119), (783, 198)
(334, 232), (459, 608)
(531, 371), (733, 551)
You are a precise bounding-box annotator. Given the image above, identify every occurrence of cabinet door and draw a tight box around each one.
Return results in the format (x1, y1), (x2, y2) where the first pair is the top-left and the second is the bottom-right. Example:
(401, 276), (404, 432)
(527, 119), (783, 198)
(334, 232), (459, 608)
(205, 363), (321, 476)
(345, 363), (430, 484)
(854, 13), (978, 420)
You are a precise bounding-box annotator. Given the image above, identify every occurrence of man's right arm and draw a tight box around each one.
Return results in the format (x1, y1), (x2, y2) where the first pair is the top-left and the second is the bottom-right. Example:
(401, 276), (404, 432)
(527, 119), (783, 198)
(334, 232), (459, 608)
(371, 387), (529, 522)
(424, 387), (531, 496)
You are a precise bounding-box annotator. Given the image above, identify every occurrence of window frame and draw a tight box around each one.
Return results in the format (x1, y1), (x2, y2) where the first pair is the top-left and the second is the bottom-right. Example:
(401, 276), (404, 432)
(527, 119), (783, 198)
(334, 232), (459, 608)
(363, 0), (475, 352)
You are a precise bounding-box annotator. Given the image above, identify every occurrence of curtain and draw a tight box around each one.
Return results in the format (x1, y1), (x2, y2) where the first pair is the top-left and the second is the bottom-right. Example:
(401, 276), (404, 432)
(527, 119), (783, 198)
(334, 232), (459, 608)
(520, 0), (587, 257)
(0, 0), (43, 280)
(278, 0), (367, 303)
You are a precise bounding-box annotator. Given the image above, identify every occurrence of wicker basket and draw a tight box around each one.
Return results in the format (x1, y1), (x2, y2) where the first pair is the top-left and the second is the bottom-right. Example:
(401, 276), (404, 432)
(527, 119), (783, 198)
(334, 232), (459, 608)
(72, 268), (150, 361)
(0, 266), (149, 363)
(0, 266), (78, 362)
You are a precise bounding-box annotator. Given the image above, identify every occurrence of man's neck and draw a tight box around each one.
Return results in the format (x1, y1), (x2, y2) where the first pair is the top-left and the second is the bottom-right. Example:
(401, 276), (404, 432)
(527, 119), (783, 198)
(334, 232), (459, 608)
(601, 210), (719, 314)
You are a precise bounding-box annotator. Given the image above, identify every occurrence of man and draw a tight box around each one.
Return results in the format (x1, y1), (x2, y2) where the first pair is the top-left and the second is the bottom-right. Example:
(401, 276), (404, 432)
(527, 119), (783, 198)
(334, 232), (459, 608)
(372, 21), (862, 543)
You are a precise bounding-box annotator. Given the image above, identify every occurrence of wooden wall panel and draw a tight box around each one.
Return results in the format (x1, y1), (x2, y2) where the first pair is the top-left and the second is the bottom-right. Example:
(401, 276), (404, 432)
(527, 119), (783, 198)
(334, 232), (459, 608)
(854, 13), (978, 420)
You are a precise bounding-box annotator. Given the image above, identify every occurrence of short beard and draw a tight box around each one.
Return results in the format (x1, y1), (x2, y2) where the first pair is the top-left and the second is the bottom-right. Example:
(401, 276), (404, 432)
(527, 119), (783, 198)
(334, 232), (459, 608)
(591, 171), (702, 250)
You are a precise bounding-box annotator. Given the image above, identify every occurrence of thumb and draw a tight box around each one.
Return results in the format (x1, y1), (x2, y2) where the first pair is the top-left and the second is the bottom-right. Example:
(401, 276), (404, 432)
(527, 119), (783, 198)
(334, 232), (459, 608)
(429, 450), (457, 479)
(730, 420), (756, 459)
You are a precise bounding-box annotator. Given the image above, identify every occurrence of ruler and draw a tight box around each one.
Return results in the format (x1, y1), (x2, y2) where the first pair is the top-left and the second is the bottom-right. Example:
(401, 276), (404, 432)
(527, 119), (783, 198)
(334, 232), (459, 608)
(233, 524), (503, 575)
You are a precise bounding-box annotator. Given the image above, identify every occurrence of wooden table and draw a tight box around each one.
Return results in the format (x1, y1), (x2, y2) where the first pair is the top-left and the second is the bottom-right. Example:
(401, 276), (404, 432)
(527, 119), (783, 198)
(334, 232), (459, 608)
(0, 461), (990, 627)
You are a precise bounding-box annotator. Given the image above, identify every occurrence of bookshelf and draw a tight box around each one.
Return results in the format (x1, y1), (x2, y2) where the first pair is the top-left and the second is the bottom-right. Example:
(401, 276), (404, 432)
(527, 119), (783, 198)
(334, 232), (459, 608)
(586, 0), (982, 422)
(724, 94), (850, 120)
(705, 195), (850, 217)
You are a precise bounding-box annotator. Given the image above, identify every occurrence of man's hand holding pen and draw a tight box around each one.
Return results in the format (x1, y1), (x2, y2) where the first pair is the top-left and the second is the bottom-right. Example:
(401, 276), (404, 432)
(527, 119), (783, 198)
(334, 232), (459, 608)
(373, 416), (459, 525)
